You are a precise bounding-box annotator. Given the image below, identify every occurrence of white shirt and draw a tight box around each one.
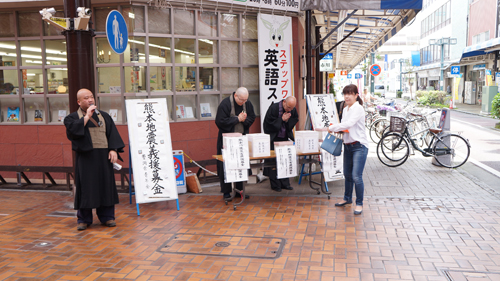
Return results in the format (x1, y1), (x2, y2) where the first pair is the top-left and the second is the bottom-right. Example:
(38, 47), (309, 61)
(328, 101), (369, 148)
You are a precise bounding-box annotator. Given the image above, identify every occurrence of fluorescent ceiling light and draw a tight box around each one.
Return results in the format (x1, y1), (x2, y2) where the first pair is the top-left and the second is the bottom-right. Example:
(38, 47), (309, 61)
(129, 39), (195, 56)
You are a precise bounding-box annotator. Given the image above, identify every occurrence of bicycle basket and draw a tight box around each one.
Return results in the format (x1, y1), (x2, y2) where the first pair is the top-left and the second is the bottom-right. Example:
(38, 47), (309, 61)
(390, 116), (406, 133)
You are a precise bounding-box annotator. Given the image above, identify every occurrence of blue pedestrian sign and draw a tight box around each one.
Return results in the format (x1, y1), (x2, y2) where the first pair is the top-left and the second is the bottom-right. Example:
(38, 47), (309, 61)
(347, 74), (352, 79)
(106, 10), (128, 54)
(451, 66), (460, 75)
(355, 73), (362, 79)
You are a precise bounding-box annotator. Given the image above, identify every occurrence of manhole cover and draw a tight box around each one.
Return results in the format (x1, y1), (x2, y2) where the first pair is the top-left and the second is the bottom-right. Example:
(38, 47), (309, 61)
(444, 270), (500, 281)
(371, 180), (402, 187)
(158, 233), (285, 259)
(47, 211), (76, 217)
(215, 242), (230, 247)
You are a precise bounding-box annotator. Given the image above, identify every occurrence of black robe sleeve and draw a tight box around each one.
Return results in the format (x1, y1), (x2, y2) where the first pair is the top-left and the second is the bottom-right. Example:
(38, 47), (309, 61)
(263, 103), (281, 135)
(64, 111), (93, 152)
(102, 112), (125, 161)
(286, 108), (299, 140)
(215, 98), (239, 133)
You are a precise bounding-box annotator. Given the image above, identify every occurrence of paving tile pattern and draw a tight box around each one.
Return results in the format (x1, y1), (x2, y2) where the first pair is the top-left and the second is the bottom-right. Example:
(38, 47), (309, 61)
(0, 146), (499, 280)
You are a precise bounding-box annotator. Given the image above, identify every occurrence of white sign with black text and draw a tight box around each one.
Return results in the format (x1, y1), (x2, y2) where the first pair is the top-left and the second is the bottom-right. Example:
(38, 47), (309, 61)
(305, 94), (339, 129)
(126, 98), (178, 204)
(275, 145), (297, 179)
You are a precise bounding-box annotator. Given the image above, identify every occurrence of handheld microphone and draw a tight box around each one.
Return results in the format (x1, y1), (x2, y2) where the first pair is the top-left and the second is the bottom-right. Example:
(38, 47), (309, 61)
(89, 102), (100, 115)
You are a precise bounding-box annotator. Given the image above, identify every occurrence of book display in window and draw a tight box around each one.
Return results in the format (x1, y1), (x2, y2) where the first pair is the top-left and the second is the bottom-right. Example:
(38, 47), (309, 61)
(7, 107), (19, 122)
(34, 109), (43, 121)
(200, 103), (212, 117)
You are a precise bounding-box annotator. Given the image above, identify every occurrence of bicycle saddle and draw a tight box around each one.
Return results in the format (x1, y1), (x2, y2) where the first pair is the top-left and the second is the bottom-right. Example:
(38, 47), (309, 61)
(429, 128), (442, 134)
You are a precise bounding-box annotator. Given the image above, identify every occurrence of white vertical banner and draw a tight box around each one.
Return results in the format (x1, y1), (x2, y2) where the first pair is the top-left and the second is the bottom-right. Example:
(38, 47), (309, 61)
(258, 13), (293, 129)
(275, 145), (297, 179)
(305, 94), (338, 129)
(126, 98), (178, 204)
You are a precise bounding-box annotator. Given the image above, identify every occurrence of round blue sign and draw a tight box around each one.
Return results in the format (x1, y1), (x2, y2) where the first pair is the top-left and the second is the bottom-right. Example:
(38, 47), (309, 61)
(106, 10), (128, 55)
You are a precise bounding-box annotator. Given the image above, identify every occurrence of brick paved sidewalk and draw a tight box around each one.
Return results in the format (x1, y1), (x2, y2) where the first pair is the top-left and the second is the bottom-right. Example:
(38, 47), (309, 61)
(0, 144), (499, 281)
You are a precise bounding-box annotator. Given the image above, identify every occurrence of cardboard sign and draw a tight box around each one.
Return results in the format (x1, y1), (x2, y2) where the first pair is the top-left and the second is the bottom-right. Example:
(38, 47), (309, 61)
(275, 145), (297, 179)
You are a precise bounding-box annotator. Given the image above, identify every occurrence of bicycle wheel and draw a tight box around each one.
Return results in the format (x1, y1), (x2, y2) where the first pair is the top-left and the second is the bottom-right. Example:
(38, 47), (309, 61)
(377, 133), (410, 167)
(433, 134), (470, 168)
(369, 118), (389, 143)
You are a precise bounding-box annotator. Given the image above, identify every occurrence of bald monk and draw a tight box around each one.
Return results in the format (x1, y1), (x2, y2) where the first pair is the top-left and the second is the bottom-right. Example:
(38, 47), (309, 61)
(64, 88), (125, 231)
(263, 96), (299, 192)
(215, 87), (256, 200)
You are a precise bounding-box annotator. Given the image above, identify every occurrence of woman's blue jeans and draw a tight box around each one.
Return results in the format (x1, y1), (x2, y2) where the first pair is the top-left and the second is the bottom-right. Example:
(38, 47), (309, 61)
(343, 142), (368, 206)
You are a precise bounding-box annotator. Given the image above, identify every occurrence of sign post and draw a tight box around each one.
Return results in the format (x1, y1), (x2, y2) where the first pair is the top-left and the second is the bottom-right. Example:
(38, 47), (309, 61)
(106, 10), (128, 55)
(320, 53), (333, 72)
(173, 150), (186, 194)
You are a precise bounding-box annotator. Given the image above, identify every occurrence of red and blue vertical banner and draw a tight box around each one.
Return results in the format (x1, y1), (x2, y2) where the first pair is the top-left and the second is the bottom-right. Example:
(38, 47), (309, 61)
(258, 13), (293, 130)
(173, 150), (185, 190)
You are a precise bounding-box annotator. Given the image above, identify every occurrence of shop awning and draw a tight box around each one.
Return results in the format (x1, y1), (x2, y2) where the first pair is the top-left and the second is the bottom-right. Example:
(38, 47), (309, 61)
(301, 0), (423, 11)
(415, 57), (461, 71)
(461, 37), (500, 58)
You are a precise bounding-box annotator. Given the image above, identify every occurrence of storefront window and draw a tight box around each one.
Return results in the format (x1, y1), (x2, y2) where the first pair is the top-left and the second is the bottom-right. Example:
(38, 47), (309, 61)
(48, 96), (69, 123)
(45, 40), (67, 66)
(99, 96), (123, 123)
(221, 14), (239, 38)
(242, 68), (258, 91)
(97, 67), (121, 93)
(24, 97), (45, 123)
(125, 66), (146, 93)
(174, 38), (195, 64)
(0, 98), (21, 122)
(175, 66), (197, 91)
(22, 69), (44, 95)
(248, 93), (260, 115)
(174, 9), (195, 35)
(18, 12), (40, 37)
(199, 67), (218, 91)
(125, 37), (146, 63)
(47, 68), (68, 94)
(149, 37), (171, 63)
(221, 67), (239, 91)
(123, 6), (145, 33)
(175, 95), (197, 119)
(43, 11), (65, 36)
(0, 12), (15, 37)
(148, 8), (170, 34)
(221, 41), (239, 65)
(198, 11), (217, 37)
(242, 42), (258, 65)
(242, 16), (257, 39)
(150, 66), (172, 92)
(199, 39), (217, 64)
(94, 7), (115, 32)
(0, 69), (18, 95)
(20, 40), (44, 66)
(200, 94), (218, 119)
(95, 37), (120, 64)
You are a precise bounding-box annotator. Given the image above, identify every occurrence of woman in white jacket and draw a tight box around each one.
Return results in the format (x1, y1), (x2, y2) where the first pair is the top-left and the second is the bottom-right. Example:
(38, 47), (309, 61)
(328, 84), (369, 215)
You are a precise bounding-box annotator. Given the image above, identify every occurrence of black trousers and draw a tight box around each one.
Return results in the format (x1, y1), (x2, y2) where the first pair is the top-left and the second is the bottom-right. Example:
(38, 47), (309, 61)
(264, 136), (291, 190)
(77, 205), (115, 225)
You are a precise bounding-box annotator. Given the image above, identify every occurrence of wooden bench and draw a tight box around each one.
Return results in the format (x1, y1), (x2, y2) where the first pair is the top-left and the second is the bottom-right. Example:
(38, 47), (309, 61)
(0, 165), (131, 191)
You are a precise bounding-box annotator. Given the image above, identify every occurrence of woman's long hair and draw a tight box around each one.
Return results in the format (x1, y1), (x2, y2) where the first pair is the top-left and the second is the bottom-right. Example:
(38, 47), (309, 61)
(342, 84), (363, 105)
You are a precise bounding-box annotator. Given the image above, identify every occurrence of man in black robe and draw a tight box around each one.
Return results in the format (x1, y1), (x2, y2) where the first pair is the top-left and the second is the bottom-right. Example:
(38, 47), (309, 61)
(64, 88), (125, 231)
(215, 87), (256, 200)
(263, 96), (299, 192)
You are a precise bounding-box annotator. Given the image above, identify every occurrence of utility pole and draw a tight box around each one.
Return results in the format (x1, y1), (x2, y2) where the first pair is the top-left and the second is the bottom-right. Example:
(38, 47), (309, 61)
(64, 0), (95, 113)
(370, 53), (374, 94)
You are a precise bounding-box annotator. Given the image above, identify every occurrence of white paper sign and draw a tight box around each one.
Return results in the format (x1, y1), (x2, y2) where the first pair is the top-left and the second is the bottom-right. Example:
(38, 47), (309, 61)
(275, 145), (297, 179)
(258, 13), (293, 130)
(222, 149), (249, 183)
(305, 94), (339, 129)
(125, 98), (178, 204)
(320, 131), (344, 181)
(223, 135), (250, 169)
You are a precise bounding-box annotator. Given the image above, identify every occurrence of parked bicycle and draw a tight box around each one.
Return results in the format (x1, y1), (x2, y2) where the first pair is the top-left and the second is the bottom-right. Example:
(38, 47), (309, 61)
(376, 115), (470, 168)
